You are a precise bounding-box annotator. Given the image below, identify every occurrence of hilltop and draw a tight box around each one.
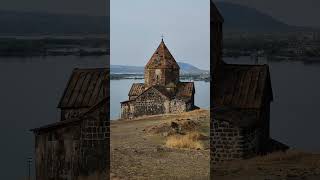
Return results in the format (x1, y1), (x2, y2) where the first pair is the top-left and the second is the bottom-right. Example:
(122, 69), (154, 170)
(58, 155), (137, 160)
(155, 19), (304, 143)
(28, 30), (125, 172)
(110, 109), (320, 179)
(110, 109), (210, 179)
(216, 2), (317, 33)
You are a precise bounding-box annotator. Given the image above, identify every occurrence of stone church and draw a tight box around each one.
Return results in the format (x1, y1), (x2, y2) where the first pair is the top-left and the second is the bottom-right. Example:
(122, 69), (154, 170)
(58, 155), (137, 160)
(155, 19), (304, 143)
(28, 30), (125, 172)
(210, 1), (288, 163)
(121, 39), (196, 119)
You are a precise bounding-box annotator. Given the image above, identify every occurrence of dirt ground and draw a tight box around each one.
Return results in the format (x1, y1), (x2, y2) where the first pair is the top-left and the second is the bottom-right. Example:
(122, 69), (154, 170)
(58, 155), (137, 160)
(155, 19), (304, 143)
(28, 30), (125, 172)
(110, 109), (210, 180)
(212, 150), (320, 180)
(110, 109), (320, 180)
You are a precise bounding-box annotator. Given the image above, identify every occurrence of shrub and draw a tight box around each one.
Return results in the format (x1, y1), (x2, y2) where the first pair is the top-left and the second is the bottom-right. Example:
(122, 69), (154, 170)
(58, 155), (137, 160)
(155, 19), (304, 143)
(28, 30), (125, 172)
(165, 132), (204, 150)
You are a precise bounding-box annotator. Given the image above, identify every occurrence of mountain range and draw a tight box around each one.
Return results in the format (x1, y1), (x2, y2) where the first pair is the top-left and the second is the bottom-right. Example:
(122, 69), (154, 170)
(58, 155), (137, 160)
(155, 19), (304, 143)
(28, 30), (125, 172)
(111, 62), (208, 75)
(215, 2), (316, 32)
(0, 2), (316, 36)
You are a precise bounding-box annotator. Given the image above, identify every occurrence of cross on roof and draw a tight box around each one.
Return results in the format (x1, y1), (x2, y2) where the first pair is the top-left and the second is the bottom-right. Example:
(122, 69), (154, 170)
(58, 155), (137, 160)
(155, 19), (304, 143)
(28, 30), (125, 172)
(161, 34), (164, 41)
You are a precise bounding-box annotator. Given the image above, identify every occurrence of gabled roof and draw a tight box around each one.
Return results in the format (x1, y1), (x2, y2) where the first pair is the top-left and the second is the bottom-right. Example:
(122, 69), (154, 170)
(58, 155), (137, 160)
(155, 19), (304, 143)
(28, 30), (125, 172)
(214, 64), (273, 109)
(128, 83), (145, 96)
(211, 1), (224, 23)
(152, 85), (173, 98)
(58, 68), (108, 109)
(132, 85), (172, 101)
(176, 82), (195, 98)
(213, 107), (259, 128)
(120, 99), (135, 104)
(145, 39), (180, 70)
(125, 82), (195, 104)
(31, 97), (109, 133)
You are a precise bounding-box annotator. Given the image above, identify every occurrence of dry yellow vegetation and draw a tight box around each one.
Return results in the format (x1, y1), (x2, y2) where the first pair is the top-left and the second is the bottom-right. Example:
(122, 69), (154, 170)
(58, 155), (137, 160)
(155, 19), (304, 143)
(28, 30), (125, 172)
(165, 132), (205, 150)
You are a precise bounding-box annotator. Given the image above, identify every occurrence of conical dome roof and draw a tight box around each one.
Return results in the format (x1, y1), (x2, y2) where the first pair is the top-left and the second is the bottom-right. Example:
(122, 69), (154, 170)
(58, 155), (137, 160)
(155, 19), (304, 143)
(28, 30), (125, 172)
(145, 39), (180, 69)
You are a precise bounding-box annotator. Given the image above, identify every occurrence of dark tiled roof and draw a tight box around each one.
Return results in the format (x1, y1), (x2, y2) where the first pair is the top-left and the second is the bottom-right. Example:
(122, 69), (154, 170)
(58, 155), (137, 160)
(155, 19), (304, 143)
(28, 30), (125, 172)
(31, 118), (82, 133)
(152, 85), (173, 98)
(176, 82), (195, 98)
(128, 82), (194, 101)
(120, 99), (135, 104)
(31, 97), (109, 132)
(58, 68), (108, 109)
(126, 82), (194, 103)
(213, 107), (259, 128)
(128, 83), (145, 96)
(214, 64), (273, 109)
(145, 40), (180, 70)
(135, 85), (173, 100)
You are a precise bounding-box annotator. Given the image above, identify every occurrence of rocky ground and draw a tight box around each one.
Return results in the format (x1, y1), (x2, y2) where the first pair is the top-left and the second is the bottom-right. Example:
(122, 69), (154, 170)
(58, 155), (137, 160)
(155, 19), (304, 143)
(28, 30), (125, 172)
(110, 109), (320, 180)
(110, 109), (210, 180)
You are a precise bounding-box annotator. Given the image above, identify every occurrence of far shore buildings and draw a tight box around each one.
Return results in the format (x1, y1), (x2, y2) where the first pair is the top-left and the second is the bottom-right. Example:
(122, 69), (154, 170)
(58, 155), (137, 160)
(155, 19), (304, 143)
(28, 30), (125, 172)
(121, 39), (196, 119)
(211, 1), (287, 163)
(31, 68), (109, 180)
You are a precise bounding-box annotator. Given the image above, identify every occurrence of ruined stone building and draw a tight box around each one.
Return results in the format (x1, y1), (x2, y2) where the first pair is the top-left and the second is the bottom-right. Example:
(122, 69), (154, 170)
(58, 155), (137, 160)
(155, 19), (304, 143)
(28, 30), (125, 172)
(121, 39), (196, 119)
(210, 1), (287, 162)
(31, 68), (109, 180)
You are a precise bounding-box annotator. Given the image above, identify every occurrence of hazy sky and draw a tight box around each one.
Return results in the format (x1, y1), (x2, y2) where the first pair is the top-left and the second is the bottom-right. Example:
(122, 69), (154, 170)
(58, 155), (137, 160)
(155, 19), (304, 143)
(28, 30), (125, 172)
(0, 0), (108, 16)
(218, 0), (320, 28)
(111, 0), (210, 70)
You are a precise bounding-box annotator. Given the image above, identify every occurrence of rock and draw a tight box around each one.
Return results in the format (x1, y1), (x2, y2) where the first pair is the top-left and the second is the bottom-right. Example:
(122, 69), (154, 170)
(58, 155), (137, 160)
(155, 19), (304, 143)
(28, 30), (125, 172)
(171, 121), (180, 129)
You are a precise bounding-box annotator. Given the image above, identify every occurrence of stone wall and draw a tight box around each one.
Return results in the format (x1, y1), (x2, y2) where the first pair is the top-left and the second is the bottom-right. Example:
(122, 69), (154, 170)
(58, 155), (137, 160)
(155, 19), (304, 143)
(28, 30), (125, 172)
(211, 120), (243, 162)
(134, 88), (167, 117)
(211, 119), (262, 162)
(34, 102), (109, 180)
(169, 99), (187, 113)
(242, 128), (261, 158)
(121, 97), (193, 119)
(79, 102), (109, 179)
(121, 103), (128, 119)
(121, 102), (133, 119)
(144, 68), (179, 87)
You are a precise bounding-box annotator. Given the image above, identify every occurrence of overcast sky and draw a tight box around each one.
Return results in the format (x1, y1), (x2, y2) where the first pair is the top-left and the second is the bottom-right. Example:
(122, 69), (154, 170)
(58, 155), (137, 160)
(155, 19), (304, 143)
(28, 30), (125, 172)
(218, 0), (320, 28)
(111, 0), (210, 70)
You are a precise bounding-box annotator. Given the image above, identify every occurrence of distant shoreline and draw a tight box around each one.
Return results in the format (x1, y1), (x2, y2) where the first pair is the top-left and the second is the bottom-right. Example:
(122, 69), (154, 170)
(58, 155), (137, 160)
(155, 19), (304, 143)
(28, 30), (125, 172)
(110, 74), (210, 82)
(0, 37), (109, 57)
(0, 52), (109, 57)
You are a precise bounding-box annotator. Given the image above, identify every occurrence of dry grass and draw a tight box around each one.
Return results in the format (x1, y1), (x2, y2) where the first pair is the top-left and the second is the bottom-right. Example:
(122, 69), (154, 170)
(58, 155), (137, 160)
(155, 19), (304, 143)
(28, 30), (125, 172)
(165, 132), (205, 150)
(252, 150), (306, 163)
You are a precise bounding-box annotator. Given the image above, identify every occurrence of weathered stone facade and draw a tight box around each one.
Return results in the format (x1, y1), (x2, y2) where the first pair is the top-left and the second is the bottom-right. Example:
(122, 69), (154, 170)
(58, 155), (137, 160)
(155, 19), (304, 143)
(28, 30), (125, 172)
(121, 40), (196, 119)
(144, 68), (179, 88)
(210, 1), (287, 166)
(133, 87), (168, 116)
(31, 68), (109, 180)
(211, 119), (264, 162)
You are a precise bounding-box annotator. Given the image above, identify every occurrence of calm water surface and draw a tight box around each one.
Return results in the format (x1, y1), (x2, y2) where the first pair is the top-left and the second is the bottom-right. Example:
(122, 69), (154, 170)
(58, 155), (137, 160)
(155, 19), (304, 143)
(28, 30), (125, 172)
(0, 56), (107, 179)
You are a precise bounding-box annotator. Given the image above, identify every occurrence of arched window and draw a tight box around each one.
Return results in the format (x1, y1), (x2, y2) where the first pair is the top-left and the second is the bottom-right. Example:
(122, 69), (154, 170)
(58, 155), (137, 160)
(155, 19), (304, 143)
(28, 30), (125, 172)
(155, 69), (161, 84)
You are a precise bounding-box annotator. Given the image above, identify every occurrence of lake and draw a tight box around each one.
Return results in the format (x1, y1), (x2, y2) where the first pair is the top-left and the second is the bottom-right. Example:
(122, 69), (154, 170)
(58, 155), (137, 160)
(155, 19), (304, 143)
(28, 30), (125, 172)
(0, 56), (108, 180)
(1, 56), (320, 179)
(110, 80), (210, 120)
